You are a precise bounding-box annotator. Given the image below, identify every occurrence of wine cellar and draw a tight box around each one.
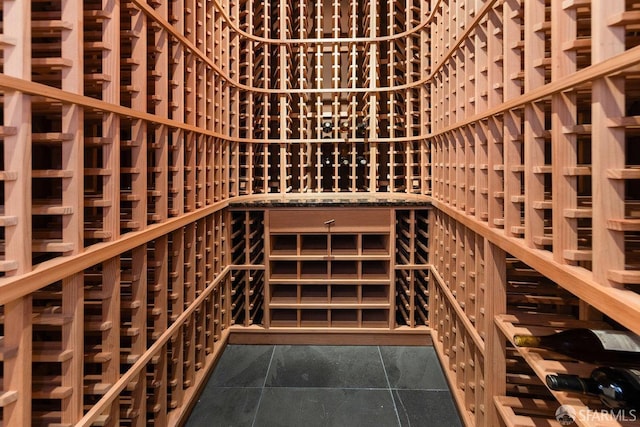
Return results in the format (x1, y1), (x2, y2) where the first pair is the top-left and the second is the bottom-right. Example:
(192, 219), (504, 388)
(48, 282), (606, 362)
(1, 0), (640, 425)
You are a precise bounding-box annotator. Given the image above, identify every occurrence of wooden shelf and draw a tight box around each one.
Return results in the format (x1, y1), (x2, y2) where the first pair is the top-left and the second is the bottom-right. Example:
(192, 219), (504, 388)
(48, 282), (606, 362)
(264, 207), (405, 329)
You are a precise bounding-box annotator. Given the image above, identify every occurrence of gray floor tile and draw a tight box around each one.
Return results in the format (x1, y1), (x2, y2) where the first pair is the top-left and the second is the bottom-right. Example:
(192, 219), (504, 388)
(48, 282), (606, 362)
(184, 387), (262, 427)
(380, 346), (449, 390)
(265, 345), (388, 388)
(209, 344), (274, 387)
(187, 344), (460, 427)
(393, 389), (462, 427)
(254, 387), (400, 427)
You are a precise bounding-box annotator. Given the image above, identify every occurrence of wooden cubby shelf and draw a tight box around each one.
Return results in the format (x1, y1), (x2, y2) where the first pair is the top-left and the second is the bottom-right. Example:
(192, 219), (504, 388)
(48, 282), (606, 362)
(262, 206), (429, 331)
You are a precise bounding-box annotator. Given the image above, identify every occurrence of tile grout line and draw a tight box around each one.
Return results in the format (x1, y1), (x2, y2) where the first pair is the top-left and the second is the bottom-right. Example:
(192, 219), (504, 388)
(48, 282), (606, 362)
(250, 345), (277, 427)
(377, 346), (403, 427)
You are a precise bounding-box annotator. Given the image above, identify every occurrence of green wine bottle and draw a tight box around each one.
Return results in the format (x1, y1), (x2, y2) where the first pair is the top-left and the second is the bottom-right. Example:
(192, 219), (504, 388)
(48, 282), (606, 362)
(513, 328), (640, 367)
(546, 367), (640, 410)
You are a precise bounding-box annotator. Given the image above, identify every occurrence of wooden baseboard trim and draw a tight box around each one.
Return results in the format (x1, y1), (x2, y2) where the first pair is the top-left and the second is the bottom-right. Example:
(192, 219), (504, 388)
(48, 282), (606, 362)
(228, 326), (433, 346)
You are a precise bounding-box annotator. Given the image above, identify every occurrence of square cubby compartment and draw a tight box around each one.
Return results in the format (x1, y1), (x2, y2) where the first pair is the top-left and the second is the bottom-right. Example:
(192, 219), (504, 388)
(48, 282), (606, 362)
(300, 234), (328, 254)
(300, 260), (328, 278)
(300, 309), (328, 327)
(331, 285), (358, 303)
(270, 284), (298, 303)
(270, 261), (297, 278)
(270, 309), (298, 327)
(271, 234), (297, 255)
(300, 286), (328, 303)
(362, 285), (389, 303)
(330, 309), (358, 327)
(361, 234), (389, 255)
(361, 261), (389, 279)
(331, 260), (358, 278)
(330, 234), (357, 255)
(361, 309), (389, 328)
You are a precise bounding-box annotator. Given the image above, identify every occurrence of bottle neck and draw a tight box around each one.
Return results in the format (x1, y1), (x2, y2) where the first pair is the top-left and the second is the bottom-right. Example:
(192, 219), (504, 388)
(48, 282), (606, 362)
(513, 335), (542, 347)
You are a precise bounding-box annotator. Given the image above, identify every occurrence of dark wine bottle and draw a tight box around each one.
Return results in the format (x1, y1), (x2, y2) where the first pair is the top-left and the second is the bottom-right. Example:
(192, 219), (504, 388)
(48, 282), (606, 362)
(546, 367), (640, 410)
(512, 328), (640, 367)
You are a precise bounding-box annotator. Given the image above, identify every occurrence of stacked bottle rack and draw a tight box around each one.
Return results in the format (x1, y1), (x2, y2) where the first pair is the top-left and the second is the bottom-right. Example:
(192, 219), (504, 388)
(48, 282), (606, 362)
(227, 0), (430, 196)
(427, 0), (640, 424)
(394, 209), (431, 328)
(0, 0), (236, 424)
(229, 210), (266, 327)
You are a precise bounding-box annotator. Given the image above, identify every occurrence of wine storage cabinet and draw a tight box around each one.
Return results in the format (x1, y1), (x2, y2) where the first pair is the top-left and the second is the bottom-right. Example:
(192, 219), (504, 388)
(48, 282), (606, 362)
(266, 207), (407, 329)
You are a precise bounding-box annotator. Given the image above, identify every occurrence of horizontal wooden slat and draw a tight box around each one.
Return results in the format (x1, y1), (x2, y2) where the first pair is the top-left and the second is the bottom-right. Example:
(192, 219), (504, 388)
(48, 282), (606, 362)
(0, 390), (18, 407)
(607, 270), (640, 285)
(607, 218), (640, 231)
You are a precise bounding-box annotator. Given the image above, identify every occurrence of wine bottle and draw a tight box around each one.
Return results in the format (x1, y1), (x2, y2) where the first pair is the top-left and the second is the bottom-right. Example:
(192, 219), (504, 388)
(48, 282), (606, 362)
(513, 328), (640, 366)
(546, 367), (640, 410)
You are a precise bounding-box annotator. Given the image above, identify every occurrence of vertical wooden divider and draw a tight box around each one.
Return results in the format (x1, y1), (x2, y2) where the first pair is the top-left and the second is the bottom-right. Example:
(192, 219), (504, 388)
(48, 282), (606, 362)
(486, 4), (504, 229)
(502, 0), (522, 238)
(592, 0), (626, 287)
(130, 5), (148, 425)
(58, 0), (85, 423)
(551, 0), (578, 265)
(2, 0), (33, 422)
(523, 0), (547, 249)
(483, 241), (506, 427)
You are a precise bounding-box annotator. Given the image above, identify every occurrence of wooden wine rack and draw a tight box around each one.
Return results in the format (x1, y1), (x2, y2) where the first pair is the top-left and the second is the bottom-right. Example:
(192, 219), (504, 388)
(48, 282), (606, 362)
(427, 0), (640, 425)
(1, 0), (640, 425)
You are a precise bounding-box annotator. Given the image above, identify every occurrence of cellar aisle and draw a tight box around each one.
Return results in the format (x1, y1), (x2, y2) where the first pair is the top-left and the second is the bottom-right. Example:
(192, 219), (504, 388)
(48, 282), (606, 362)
(184, 345), (463, 427)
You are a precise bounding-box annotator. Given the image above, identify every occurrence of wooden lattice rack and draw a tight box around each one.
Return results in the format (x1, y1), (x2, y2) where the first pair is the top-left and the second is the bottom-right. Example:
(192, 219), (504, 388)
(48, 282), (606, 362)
(1, 0), (640, 426)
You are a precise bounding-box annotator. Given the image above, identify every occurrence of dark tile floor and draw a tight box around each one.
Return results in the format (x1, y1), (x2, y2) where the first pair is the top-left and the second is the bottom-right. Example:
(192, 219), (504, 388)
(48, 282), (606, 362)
(185, 345), (463, 427)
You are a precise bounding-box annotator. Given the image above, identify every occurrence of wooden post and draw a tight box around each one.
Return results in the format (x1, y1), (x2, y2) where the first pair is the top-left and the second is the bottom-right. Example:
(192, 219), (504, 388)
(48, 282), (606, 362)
(524, 0), (548, 249)
(3, 0), (32, 425)
(483, 240), (506, 427)
(592, 0), (625, 287)
(551, 0), (578, 265)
